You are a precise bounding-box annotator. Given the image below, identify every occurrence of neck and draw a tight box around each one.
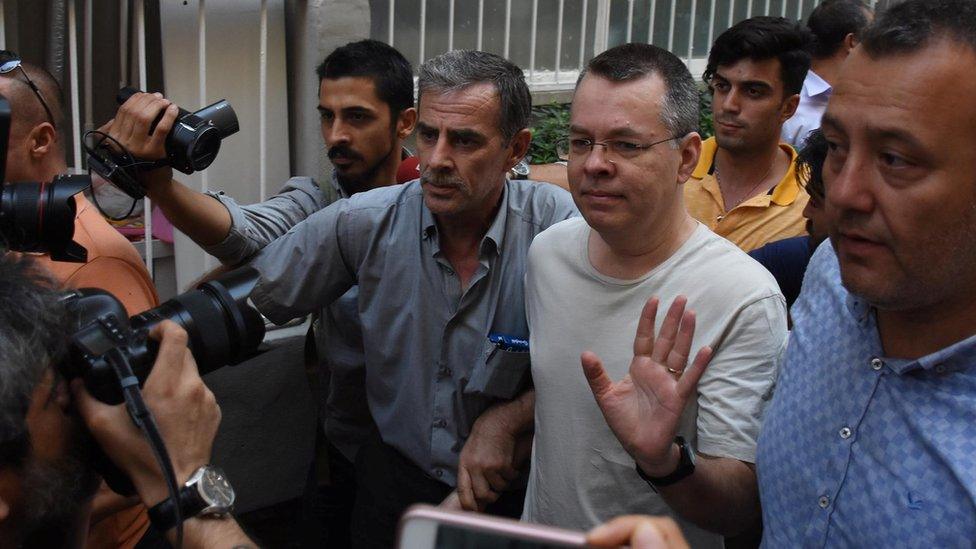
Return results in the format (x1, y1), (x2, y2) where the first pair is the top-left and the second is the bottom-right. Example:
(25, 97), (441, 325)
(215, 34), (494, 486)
(810, 55), (843, 86)
(371, 149), (401, 190)
(590, 208), (697, 280)
(877, 296), (976, 359)
(714, 142), (784, 192)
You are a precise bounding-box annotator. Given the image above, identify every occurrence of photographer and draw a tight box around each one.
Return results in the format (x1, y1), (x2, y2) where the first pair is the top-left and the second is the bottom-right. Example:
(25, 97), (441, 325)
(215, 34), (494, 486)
(0, 253), (255, 548)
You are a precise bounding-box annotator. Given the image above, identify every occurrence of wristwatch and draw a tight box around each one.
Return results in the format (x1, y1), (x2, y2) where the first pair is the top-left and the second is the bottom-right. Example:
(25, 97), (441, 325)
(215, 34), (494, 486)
(509, 158), (530, 180)
(148, 465), (236, 531)
(635, 436), (696, 492)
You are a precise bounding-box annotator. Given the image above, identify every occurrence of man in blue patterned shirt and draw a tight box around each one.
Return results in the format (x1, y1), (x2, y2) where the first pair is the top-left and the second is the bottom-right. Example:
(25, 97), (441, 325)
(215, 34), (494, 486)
(756, 0), (976, 546)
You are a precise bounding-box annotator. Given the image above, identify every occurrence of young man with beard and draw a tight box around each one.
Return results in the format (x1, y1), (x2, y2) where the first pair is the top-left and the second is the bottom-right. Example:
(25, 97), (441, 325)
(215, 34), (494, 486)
(685, 17), (812, 252)
(246, 50), (578, 547)
(0, 254), (255, 548)
(107, 39), (416, 546)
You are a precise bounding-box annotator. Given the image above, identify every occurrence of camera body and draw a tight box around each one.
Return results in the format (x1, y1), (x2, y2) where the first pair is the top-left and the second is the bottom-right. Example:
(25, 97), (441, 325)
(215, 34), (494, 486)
(0, 94), (88, 261)
(59, 267), (266, 494)
(88, 88), (240, 200)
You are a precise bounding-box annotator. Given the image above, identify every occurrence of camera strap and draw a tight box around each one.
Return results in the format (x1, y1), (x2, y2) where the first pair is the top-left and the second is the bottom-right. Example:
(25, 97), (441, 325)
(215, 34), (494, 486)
(104, 348), (184, 548)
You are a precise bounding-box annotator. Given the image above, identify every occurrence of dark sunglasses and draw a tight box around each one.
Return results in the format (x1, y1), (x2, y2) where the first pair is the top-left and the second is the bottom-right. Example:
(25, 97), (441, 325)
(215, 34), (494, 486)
(0, 50), (56, 127)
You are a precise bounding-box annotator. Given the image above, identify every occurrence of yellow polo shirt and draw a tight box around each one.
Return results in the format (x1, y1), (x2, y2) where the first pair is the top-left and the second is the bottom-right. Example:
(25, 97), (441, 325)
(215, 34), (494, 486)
(684, 137), (809, 252)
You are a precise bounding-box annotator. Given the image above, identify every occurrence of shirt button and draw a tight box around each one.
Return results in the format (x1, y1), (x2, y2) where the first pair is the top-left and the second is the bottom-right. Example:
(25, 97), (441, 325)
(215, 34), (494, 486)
(434, 419), (447, 428)
(818, 495), (830, 509)
(839, 427), (852, 439)
(870, 357), (884, 371)
(434, 469), (443, 478)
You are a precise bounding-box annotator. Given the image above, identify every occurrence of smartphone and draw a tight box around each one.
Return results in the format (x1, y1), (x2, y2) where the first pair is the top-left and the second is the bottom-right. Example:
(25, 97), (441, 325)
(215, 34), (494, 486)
(397, 505), (593, 549)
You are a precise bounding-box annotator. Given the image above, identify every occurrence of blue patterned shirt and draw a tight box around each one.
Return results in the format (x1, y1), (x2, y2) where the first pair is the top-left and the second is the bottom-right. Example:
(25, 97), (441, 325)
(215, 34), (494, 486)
(757, 242), (976, 547)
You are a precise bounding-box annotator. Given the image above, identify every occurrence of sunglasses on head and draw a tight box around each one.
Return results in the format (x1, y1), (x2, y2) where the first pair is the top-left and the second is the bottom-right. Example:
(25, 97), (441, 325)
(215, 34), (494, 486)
(0, 50), (56, 127)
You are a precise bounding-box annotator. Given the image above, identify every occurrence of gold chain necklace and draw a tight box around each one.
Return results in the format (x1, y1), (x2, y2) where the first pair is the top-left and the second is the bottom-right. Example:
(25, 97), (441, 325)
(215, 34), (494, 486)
(713, 159), (776, 221)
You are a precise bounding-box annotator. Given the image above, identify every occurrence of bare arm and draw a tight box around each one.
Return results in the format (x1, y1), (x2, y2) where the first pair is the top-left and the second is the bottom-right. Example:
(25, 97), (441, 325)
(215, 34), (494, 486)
(457, 389), (535, 511)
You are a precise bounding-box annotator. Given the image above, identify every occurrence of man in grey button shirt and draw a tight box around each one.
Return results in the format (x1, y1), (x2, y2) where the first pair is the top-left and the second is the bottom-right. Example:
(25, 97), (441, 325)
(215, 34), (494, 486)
(248, 50), (578, 547)
(104, 40), (417, 547)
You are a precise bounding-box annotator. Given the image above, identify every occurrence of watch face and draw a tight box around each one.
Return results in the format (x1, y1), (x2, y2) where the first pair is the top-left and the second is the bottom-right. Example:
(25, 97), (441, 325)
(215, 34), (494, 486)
(200, 467), (235, 508)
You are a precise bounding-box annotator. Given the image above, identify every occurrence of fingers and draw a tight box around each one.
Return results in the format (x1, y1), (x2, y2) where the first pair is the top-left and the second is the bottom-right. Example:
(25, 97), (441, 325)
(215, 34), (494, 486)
(70, 378), (114, 432)
(676, 345), (713, 400)
(148, 104), (179, 151)
(581, 351), (614, 400)
(114, 91), (173, 158)
(457, 466), (478, 511)
(665, 310), (695, 374)
(484, 469), (511, 492)
(469, 471), (499, 509)
(651, 296), (687, 364)
(587, 515), (689, 549)
(145, 321), (197, 389)
(633, 297), (659, 357)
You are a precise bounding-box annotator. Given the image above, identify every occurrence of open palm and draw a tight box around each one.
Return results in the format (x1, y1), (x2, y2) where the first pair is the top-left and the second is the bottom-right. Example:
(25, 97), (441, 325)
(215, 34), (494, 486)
(581, 296), (713, 473)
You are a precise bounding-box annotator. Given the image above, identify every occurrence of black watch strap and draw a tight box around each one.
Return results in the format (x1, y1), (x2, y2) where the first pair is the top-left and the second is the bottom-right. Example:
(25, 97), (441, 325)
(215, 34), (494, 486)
(148, 484), (206, 532)
(635, 436), (696, 493)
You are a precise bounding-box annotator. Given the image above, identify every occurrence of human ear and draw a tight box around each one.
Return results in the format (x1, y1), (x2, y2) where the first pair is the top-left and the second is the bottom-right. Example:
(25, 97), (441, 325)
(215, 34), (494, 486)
(676, 132), (703, 184)
(504, 128), (532, 171)
(396, 107), (417, 139)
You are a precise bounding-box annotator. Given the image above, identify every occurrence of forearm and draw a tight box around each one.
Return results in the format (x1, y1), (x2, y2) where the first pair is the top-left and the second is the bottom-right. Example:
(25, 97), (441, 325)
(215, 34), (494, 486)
(645, 454), (760, 536)
(481, 388), (535, 437)
(147, 177), (232, 246)
(176, 516), (258, 549)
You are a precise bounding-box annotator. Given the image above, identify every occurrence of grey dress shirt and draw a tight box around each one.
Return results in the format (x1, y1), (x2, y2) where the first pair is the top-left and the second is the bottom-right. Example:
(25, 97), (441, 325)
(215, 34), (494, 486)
(204, 174), (374, 461)
(250, 179), (579, 485)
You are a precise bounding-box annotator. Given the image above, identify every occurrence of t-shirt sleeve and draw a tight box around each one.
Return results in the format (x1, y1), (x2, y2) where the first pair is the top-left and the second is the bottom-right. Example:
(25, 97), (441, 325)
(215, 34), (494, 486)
(694, 294), (788, 463)
(249, 198), (358, 325)
(63, 257), (159, 315)
(203, 177), (332, 265)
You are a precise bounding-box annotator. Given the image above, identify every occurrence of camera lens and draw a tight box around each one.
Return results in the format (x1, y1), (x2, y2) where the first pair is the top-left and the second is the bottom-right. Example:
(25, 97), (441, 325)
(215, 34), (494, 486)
(0, 175), (89, 262)
(130, 267), (265, 374)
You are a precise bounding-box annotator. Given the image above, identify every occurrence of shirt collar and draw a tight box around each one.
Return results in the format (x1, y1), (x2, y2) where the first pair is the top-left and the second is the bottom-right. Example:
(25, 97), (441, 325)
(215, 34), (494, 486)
(804, 69), (832, 99)
(330, 170), (351, 199)
(421, 180), (510, 256)
(845, 291), (976, 375)
(691, 137), (802, 206)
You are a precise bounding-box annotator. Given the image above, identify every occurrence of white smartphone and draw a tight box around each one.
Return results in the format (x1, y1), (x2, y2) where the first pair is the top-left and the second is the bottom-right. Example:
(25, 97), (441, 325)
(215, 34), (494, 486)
(396, 505), (593, 549)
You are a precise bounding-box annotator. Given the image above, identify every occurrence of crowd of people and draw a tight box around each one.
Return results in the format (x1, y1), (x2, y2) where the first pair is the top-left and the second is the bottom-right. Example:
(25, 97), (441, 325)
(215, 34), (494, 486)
(2, 0), (976, 547)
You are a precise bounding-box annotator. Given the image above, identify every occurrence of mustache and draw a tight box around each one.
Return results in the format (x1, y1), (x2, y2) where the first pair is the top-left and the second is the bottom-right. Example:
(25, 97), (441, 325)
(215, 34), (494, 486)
(420, 169), (465, 188)
(328, 145), (363, 162)
(714, 115), (745, 127)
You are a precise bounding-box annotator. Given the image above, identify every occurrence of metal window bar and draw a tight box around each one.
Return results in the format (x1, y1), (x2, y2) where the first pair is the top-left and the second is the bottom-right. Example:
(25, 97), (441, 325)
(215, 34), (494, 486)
(648, 0), (657, 44)
(626, 0), (634, 43)
(529, 0), (537, 80)
(419, 0), (427, 62)
(765, 0), (771, 15)
(666, 0), (675, 52)
(707, 0), (717, 51)
(554, 0), (563, 83)
(728, 0), (735, 26)
(781, 0), (787, 17)
(686, 0), (697, 64)
(260, 0), (268, 201)
(476, 0), (483, 50)
(504, 0), (511, 59)
(67, 0), (82, 171)
(448, 0), (455, 52)
(577, 0), (587, 70)
(388, 0), (395, 43)
(0, 0), (5, 49)
(135, 0), (152, 275)
(746, 0), (752, 19)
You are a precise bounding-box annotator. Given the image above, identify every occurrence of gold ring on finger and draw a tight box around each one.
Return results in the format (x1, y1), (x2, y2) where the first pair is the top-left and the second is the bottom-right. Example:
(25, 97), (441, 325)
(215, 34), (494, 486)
(666, 367), (684, 375)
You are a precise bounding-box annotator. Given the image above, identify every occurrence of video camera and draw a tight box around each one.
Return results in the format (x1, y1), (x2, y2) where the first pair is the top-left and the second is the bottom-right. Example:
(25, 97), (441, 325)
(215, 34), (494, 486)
(0, 94), (89, 262)
(87, 87), (239, 200)
(59, 266), (266, 493)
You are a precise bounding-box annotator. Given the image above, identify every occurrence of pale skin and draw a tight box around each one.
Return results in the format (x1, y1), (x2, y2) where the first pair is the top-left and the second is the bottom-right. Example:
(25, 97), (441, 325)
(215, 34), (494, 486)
(587, 515), (691, 549)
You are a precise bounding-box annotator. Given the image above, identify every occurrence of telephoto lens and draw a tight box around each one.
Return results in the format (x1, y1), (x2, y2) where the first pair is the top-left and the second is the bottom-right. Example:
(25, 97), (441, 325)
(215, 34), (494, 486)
(62, 266), (266, 405)
(0, 175), (90, 262)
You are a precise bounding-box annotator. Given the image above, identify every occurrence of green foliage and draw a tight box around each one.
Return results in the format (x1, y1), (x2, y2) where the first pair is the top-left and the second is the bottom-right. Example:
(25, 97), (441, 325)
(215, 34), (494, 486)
(698, 86), (714, 139)
(528, 102), (571, 164)
(526, 88), (715, 164)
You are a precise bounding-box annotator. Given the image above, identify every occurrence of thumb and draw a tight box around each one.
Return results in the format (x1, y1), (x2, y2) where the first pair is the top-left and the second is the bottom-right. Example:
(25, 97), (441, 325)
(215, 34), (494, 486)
(581, 351), (614, 401)
(70, 378), (112, 430)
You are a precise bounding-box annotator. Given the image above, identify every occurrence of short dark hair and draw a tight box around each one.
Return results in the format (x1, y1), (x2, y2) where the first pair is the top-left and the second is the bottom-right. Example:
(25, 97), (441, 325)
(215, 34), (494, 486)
(580, 43), (699, 138)
(0, 254), (68, 467)
(860, 0), (976, 58)
(316, 39), (414, 116)
(704, 16), (813, 96)
(796, 128), (827, 200)
(807, 0), (872, 58)
(418, 50), (531, 142)
(1, 61), (66, 132)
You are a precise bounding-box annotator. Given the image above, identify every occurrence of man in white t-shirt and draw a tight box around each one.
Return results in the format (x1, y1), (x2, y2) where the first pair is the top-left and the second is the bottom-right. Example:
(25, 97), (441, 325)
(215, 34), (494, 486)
(521, 43), (788, 547)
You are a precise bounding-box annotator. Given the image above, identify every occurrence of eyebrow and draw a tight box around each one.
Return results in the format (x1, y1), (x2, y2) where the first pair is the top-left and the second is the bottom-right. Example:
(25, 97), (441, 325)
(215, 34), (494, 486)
(713, 72), (774, 92)
(821, 112), (927, 150)
(569, 124), (652, 140)
(317, 105), (376, 115)
(416, 122), (488, 142)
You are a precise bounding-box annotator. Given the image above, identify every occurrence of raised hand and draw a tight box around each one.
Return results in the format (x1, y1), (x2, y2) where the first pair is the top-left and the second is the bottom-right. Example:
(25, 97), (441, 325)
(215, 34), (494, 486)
(580, 296), (712, 476)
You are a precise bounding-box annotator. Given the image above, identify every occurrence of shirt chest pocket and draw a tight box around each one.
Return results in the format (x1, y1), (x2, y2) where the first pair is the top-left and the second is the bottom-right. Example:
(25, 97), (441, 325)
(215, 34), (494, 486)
(465, 343), (530, 400)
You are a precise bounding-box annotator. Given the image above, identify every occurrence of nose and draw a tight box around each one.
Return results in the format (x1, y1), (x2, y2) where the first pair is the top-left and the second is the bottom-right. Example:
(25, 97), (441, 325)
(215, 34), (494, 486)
(581, 143), (616, 178)
(424, 134), (454, 173)
(323, 117), (351, 147)
(719, 88), (741, 115)
(825, 148), (874, 216)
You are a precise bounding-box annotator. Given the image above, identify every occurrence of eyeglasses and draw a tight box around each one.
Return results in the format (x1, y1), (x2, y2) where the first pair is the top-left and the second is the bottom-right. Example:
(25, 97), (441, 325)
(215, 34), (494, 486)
(556, 135), (679, 163)
(0, 50), (56, 127)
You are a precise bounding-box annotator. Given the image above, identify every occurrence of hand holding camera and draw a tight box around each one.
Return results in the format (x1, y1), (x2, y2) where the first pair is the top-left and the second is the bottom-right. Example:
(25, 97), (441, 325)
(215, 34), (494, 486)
(70, 320), (219, 507)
